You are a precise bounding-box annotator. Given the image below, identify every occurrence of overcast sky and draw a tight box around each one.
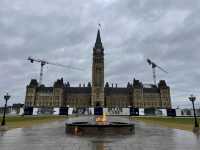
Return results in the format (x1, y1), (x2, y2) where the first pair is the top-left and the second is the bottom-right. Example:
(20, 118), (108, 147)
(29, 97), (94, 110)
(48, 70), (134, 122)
(0, 0), (200, 108)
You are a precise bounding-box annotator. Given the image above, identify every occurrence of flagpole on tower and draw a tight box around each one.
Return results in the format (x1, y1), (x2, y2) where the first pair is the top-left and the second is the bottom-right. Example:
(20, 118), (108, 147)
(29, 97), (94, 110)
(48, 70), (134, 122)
(98, 23), (102, 30)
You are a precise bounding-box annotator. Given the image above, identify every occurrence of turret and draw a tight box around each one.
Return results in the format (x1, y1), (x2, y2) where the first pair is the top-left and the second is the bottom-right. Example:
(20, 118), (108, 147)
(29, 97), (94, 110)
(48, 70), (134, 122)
(25, 79), (38, 107)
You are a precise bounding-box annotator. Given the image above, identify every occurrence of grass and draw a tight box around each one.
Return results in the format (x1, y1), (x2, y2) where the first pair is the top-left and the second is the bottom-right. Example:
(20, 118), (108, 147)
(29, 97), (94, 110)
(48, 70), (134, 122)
(0, 115), (67, 130)
(132, 116), (200, 132)
(1, 115), (199, 132)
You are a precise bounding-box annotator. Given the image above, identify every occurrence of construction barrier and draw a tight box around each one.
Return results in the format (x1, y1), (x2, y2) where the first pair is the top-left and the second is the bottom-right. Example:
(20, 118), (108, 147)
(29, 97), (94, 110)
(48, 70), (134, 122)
(33, 108), (38, 115)
(139, 108), (144, 116)
(59, 107), (68, 115)
(94, 107), (103, 115)
(24, 107), (33, 115)
(167, 109), (176, 117)
(53, 107), (59, 115)
(130, 107), (139, 116)
(89, 107), (94, 115)
(16, 107), (200, 116)
(68, 107), (73, 115)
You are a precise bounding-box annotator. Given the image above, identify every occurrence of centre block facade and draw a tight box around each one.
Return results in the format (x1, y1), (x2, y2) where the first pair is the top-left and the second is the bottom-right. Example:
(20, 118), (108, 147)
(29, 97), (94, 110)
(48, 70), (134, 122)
(25, 30), (171, 109)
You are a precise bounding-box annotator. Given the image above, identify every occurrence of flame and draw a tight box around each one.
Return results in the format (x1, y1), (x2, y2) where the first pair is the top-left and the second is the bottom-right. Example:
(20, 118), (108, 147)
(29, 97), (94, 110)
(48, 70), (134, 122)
(96, 113), (107, 122)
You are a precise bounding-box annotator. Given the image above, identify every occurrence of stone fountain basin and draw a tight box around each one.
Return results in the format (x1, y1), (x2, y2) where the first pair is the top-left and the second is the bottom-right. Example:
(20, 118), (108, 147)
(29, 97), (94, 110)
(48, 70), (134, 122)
(65, 116), (135, 135)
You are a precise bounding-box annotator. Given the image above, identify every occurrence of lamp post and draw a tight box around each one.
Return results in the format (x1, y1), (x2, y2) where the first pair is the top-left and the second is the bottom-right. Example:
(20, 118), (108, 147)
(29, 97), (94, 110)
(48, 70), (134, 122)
(1, 93), (10, 126)
(189, 94), (199, 128)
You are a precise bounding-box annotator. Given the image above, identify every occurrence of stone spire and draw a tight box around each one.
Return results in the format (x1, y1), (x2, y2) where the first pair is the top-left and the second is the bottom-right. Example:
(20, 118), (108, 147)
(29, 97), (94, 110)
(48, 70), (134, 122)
(94, 29), (103, 49)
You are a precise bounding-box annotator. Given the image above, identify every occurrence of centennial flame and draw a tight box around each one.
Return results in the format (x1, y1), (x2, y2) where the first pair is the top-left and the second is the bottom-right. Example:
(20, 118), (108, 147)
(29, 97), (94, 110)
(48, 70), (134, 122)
(95, 113), (107, 122)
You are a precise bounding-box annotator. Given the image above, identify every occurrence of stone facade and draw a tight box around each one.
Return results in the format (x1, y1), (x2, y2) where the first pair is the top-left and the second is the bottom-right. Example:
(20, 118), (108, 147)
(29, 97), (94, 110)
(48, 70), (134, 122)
(25, 30), (171, 109)
(25, 79), (171, 108)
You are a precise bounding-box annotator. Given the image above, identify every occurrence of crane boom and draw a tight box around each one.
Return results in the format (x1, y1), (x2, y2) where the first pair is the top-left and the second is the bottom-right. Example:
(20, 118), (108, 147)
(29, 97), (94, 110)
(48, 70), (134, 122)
(46, 61), (83, 71)
(147, 58), (167, 85)
(28, 56), (82, 85)
(156, 65), (168, 73)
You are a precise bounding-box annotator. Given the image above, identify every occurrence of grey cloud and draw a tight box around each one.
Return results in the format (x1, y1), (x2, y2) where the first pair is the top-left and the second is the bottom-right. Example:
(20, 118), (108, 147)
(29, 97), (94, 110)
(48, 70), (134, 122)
(1, 0), (200, 108)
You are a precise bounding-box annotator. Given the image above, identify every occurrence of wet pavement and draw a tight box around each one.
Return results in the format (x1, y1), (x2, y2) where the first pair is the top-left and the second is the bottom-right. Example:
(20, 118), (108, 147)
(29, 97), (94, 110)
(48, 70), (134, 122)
(0, 117), (200, 150)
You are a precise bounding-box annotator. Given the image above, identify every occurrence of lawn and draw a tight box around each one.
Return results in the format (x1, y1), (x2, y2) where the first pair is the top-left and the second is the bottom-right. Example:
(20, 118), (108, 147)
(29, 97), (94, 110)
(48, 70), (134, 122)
(132, 116), (200, 132)
(1, 115), (200, 132)
(0, 115), (67, 130)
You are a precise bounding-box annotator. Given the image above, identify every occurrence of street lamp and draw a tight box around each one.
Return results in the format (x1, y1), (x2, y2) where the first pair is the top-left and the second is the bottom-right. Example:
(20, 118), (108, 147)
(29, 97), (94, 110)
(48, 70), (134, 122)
(1, 93), (10, 126)
(189, 94), (199, 128)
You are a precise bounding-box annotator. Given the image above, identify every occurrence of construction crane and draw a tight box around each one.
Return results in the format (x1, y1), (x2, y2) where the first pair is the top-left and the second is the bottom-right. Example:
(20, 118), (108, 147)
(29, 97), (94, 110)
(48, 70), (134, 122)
(28, 56), (82, 85)
(147, 58), (168, 85)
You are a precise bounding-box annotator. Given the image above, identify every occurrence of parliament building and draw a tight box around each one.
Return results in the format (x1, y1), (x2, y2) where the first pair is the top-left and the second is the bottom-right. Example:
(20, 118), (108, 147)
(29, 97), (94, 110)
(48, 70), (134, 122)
(25, 30), (171, 109)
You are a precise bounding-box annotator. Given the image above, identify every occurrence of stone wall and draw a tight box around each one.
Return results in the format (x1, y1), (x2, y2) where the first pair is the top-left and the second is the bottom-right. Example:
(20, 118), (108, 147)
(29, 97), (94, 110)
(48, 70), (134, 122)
(25, 79), (171, 109)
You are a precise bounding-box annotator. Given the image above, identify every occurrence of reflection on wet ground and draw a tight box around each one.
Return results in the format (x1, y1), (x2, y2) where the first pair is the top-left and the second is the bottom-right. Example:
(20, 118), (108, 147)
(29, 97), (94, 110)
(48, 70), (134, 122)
(0, 117), (200, 150)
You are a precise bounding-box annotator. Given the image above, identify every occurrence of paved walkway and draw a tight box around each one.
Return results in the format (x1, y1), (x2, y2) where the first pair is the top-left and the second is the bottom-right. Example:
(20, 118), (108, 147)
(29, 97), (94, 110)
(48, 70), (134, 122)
(0, 119), (200, 150)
